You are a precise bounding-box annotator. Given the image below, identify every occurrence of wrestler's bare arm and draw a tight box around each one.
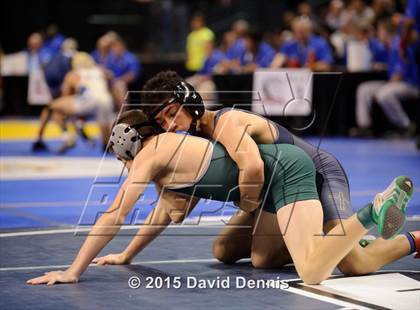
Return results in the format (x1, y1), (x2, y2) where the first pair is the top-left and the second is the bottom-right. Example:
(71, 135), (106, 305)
(213, 112), (265, 212)
(27, 150), (157, 285)
(61, 71), (80, 96)
(121, 188), (200, 262)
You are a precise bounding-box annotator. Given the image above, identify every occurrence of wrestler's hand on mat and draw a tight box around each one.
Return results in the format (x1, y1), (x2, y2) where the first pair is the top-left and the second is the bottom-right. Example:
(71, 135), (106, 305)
(26, 270), (79, 286)
(92, 252), (132, 265)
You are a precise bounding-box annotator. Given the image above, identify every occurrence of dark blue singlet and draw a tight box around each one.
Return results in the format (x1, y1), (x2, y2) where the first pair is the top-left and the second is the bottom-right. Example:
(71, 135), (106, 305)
(213, 108), (352, 222)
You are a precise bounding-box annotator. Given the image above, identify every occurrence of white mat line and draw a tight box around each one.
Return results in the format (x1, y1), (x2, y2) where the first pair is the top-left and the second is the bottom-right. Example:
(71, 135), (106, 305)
(0, 258), (220, 272)
(0, 200), (158, 208)
(1, 215), (419, 238)
(351, 188), (420, 196)
(0, 199), (221, 208)
(282, 269), (420, 284)
(0, 201), (104, 208)
(1, 188), (419, 208)
(284, 271), (420, 310)
(285, 286), (368, 309)
(0, 218), (235, 237)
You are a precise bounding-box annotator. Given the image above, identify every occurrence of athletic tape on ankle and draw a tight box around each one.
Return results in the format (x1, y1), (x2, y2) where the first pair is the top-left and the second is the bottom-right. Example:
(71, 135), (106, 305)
(357, 203), (375, 230)
(405, 232), (416, 254)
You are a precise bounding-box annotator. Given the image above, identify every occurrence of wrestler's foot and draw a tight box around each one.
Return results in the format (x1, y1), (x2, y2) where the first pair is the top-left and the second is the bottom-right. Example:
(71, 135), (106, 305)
(32, 140), (48, 152)
(57, 138), (76, 154)
(373, 176), (413, 239)
(78, 126), (95, 147)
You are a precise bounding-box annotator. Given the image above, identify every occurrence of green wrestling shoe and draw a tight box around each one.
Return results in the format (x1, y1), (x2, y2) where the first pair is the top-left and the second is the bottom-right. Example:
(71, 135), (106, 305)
(372, 176), (413, 240)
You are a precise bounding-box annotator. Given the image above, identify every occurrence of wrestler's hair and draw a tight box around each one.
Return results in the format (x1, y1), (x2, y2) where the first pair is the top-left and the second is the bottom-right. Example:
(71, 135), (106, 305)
(114, 109), (158, 138)
(140, 70), (183, 117)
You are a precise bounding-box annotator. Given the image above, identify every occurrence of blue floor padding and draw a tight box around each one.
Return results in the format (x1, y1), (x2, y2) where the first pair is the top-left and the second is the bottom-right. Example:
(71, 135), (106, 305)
(1, 137), (419, 229)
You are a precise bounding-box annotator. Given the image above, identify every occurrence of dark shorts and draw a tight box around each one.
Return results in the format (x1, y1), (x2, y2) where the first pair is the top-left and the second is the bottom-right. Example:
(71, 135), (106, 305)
(293, 136), (353, 223)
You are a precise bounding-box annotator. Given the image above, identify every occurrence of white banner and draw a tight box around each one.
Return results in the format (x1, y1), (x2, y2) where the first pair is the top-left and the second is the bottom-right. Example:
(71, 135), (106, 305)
(27, 68), (52, 105)
(252, 69), (313, 116)
(0, 52), (28, 76)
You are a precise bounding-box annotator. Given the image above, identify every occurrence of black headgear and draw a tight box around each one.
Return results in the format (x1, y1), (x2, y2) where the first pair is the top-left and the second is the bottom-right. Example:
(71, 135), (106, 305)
(149, 81), (205, 132)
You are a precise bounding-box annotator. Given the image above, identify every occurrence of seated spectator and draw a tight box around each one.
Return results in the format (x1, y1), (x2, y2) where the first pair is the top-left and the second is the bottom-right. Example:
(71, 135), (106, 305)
(372, 19), (394, 69)
(239, 30), (276, 72)
(399, 0), (420, 57)
(219, 30), (276, 74)
(297, 2), (321, 29)
(42, 24), (66, 64)
(329, 2), (355, 63)
(353, 24), (419, 137)
(44, 38), (78, 98)
(213, 31), (238, 74)
(282, 10), (296, 31)
(371, 0), (395, 24)
(105, 36), (140, 108)
(345, 0), (375, 26)
(400, 0), (420, 147)
(344, 22), (388, 71)
(26, 33), (50, 72)
(273, 16), (333, 71)
(268, 30), (290, 68)
(185, 12), (215, 72)
(200, 39), (227, 75)
(326, 0), (347, 32)
(216, 19), (249, 74)
(186, 39), (226, 107)
(267, 29), (285, 51)
(91, 31), (117, 67)
(220, 31), (237, 55)
(225, 19), (249, 60)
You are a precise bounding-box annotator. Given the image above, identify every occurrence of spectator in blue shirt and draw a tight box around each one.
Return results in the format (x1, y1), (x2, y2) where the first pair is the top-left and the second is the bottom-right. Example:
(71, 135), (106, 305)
(399, 0), (420, 55)
(399, 0), (420, 147)
(199, 41), (227, 75)
(217, 20), (249, 74)
(91, 31), (117, 67)
(344, 21), (389, 71)
(370, 18), (402, 70)
(105, 37), (140, 108)
(225, 19), (249, 60)
(387, 36), (419, 88)
(255, 41), (276, 68)
(369, 37), (388, 67)
(354, 19), (419, 137)
(275, 17), (333, 71)
(42, 24), (66, 64)
(238, 30), (276, 72)
(186, 39), (226, 108)
(226, 37), (246, 60)
(43, 38), (78, 98)
(42, 38), (94, 149)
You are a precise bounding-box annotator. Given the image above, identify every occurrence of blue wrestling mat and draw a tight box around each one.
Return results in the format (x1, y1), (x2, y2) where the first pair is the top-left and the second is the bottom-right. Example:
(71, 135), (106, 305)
(1, 123), (419, 310)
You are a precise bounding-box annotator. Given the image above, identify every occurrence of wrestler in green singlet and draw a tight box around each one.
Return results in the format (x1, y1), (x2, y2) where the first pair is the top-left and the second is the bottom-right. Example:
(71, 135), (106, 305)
(169, 142), (319, 213)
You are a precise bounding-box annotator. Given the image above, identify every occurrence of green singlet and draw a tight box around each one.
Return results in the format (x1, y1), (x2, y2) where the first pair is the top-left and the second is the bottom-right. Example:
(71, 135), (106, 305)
(169, 143), (319, 213)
